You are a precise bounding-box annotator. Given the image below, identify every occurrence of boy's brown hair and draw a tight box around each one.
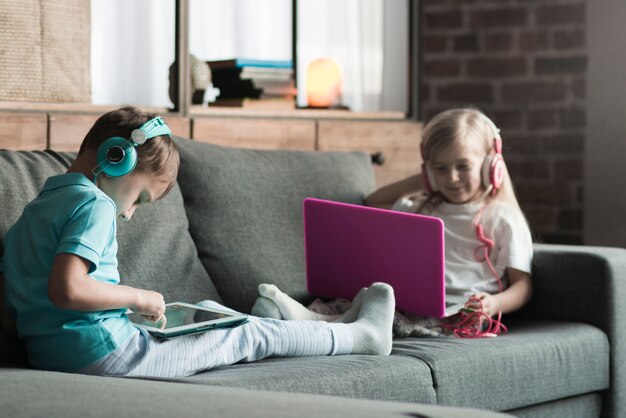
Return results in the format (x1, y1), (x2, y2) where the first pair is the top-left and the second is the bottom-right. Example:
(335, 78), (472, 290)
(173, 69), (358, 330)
(79, 106), (180, 199)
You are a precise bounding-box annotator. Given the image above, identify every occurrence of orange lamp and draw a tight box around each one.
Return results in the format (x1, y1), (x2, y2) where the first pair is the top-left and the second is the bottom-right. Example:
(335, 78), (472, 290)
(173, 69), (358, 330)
(305, 58), (343, 108)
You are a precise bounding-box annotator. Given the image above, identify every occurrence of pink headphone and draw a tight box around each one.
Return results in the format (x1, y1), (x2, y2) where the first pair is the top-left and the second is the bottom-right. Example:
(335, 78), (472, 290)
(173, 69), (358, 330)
(421, 112), (505, 197)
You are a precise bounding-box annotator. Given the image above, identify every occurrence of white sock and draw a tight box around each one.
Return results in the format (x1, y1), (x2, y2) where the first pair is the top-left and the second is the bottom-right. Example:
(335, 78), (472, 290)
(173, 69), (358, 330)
(332, 287), (366, 323)
(257, 284), (368, 323)
(250, 296), (282, 319)
(258, 284), (320, 320)
(346, 283), (395, 355)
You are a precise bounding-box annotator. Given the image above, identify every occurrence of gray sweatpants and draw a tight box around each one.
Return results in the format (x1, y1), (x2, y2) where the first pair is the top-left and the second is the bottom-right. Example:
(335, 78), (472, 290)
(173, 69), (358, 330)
(80, 300), (353, 378)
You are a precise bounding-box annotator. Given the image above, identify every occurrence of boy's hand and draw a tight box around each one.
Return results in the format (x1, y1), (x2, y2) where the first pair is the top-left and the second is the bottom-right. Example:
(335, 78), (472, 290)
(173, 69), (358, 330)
(132, 289), (166, 323)
(467, 292), (500, 317)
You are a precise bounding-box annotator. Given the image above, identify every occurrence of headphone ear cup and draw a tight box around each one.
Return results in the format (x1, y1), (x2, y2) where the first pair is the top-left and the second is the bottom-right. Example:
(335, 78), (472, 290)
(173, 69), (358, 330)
(96, 137), (137, 177)
(421, 162), (438, 193)
(482, 153), (505, 191)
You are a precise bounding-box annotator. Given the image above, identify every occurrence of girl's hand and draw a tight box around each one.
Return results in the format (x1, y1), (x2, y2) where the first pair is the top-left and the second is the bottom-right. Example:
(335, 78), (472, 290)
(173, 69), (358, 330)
(132, 289), (166, 323)
(467, 292), (500, 317)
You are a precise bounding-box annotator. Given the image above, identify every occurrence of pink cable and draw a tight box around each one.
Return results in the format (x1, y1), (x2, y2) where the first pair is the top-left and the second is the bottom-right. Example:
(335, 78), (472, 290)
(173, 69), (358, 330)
(443, 205), (508, 339)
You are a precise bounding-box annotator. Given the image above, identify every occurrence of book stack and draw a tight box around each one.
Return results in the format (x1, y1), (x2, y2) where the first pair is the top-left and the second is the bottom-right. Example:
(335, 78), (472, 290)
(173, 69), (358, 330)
(206, 59), (296, 109)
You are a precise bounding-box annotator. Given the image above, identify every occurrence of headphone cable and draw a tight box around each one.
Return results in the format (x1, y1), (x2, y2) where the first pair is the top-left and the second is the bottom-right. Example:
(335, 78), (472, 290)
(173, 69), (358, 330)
(443, 203), (508, 338)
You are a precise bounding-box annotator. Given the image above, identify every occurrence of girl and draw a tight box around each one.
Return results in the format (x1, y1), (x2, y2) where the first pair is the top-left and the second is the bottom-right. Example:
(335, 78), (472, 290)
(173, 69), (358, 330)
(252, 108), (533, 338)
(0, 106), (395, 378)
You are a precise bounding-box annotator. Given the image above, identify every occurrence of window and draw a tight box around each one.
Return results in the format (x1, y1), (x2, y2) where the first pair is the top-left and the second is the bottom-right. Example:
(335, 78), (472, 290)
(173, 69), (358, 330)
(90, 0), (410, 113)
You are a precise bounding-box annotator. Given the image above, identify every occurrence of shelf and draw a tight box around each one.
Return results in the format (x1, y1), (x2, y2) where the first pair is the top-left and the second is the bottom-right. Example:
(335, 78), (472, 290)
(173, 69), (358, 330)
(0, 101), (406, 121)
(0, 101), (172, 115)
(190, 105), (406, 121)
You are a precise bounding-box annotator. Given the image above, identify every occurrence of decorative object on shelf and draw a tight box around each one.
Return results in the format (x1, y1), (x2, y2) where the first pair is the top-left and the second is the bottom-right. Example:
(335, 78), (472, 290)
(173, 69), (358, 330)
(169, 55), (220, 107)
(206, 58), (296, 110)
(191, 55), (220, 106)
(305, 58), (344, 109)
(207, 58), (293, 70)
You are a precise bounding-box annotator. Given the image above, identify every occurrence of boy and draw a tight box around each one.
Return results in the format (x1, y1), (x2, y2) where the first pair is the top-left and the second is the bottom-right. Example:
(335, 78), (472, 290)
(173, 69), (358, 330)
(0, 106), (178, 371)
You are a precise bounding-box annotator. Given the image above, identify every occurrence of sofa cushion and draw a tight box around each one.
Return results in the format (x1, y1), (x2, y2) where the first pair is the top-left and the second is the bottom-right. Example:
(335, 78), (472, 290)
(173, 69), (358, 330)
(0, 150), (220, 364)
(0, 151), (74, 243)
(115, 182), (222, 304)
(152, 354), (437, 405)
(392, 319), (609, 411)
(174, 137), (376, 313)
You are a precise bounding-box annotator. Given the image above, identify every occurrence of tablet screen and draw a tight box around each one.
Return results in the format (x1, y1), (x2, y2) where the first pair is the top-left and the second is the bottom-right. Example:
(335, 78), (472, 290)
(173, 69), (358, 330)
(127, 304), (231, 329)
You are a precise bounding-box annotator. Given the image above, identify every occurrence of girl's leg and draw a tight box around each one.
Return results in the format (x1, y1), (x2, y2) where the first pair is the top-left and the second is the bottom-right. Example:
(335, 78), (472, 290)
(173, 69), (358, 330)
(90, 283), (394, 379)
(252, 284), (366, 323)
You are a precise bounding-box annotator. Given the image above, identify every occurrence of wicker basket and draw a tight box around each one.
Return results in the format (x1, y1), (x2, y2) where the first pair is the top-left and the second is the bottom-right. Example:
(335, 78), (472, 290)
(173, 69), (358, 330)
(0, 0), (91, 103)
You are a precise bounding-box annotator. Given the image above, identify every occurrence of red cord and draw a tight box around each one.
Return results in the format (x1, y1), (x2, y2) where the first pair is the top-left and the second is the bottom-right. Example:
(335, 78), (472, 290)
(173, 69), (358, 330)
(443, 205), (508, 339)
(442, 296), (508, 338)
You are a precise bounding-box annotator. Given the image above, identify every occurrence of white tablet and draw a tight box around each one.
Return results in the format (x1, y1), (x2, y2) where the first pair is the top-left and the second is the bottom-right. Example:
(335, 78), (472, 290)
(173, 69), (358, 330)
(127, 302), (248, 339)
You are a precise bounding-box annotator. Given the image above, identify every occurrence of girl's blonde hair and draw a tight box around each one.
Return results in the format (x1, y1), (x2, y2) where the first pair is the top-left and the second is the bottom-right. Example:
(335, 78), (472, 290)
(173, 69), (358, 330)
(418, 108), (523, 215)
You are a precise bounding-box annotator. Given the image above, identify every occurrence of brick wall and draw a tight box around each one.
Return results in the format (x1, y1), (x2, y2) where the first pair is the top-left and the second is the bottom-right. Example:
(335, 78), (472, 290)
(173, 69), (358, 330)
(419, 0), (587, 244)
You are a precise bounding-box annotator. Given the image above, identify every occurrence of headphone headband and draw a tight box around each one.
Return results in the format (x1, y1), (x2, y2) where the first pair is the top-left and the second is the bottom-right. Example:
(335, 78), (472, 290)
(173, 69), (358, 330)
(475, 111), (504, 195)
(138, 116), (172, 141)
(475, 111), (502, 154)
(477, 112), (500, 139)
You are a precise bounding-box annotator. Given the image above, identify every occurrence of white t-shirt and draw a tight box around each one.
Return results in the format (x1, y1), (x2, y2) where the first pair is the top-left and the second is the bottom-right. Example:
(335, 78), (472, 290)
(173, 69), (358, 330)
(392, 196), (533, 296)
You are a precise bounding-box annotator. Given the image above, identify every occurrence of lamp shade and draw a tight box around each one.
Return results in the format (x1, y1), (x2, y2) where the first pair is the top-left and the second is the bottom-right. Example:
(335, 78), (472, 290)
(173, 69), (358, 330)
(305, 58), (343, 108)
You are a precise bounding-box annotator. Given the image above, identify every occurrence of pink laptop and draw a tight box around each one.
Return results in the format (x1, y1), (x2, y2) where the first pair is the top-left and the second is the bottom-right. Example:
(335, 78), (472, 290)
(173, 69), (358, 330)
(303, 198), (464, 318)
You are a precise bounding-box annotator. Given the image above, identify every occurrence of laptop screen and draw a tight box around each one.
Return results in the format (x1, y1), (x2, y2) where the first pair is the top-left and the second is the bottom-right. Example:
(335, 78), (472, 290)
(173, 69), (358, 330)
(303, 198), (446, 317)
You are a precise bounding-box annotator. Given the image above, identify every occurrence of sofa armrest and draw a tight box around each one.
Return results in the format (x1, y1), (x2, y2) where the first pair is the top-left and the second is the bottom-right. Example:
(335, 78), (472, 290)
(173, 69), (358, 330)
(511, 243), (626, 418)
(514, 244), (626, 324)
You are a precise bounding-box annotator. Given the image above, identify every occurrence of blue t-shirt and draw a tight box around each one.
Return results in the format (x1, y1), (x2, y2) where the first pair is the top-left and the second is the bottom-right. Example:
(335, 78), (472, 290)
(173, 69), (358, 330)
(1, 173), (136, 372)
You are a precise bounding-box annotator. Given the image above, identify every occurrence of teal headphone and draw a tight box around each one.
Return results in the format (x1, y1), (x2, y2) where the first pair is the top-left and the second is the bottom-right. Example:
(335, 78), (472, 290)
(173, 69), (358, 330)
(92, 117), (172, 179)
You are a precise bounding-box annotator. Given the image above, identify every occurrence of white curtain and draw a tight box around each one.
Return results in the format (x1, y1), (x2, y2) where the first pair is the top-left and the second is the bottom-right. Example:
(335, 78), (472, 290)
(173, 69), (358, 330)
(189, 0), (292, 61)
(297, 0), (384, 112)
(90, 0), (405, 112)
(91, 0), (175, 108)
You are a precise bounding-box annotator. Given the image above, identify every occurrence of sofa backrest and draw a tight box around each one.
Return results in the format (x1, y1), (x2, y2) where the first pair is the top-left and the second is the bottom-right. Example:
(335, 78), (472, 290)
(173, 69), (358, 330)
(174, 137), (376, 312)
(0, 149), (221, 306)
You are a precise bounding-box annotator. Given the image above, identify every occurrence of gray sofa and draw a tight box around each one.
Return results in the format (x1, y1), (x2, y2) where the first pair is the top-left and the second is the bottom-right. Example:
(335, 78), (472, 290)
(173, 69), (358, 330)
(0, 136), (622, 418)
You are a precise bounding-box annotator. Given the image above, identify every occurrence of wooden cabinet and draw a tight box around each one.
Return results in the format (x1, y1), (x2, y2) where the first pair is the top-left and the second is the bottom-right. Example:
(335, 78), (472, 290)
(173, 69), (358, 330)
(0, 112), (47, 150)
(49, 114), (99, 151)
(0, 106), (421, 188)
(192, 117), (421, 188)
(47, 114), (191, 151)
(317, 120), (422, 187)
(193, 118), (316, 150)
